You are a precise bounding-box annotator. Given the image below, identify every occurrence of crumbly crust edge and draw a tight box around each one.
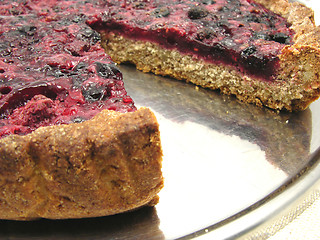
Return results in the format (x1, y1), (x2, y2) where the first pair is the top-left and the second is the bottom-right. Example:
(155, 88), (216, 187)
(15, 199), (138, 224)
(0, 107), (163, 220)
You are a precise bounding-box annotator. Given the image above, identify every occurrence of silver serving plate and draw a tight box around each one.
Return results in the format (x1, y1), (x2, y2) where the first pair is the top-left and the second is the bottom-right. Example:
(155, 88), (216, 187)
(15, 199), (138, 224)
(1, 1), (319, 239)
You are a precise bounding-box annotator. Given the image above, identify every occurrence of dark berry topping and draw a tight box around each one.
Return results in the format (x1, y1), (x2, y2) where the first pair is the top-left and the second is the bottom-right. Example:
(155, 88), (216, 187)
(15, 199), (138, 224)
(133, 2), (146, 9)
(153, 7), (171, 18)
(74, 62), (88, 72)
(72, 116), (86, 123)
(0, 86), (12, 95)
(241, 46), (257, 58)
(187, 6), (209, 20)
(102, 0), (295, 80)
(196, 28), (214, 41)
(81, 81), (110, 102)
(78, 28), (101, 45)
(17, 25), (37, 36)
(270, 33), (290, 44)
(201, 0), (216, 5)
(253, 32), (271, 41)
(0, 3), (137, 138)
(95, 62), (122, 80)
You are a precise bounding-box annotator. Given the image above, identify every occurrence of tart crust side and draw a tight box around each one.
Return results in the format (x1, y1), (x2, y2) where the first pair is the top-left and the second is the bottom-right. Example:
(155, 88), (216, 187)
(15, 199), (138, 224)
(0, 107), (163, 220)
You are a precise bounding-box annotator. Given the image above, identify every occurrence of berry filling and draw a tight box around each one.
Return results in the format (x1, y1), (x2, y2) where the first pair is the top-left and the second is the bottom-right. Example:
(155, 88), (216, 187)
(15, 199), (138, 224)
(0, 0), (295, 138)
(0, 3), (136, 139)
(92, 0), (294, 79)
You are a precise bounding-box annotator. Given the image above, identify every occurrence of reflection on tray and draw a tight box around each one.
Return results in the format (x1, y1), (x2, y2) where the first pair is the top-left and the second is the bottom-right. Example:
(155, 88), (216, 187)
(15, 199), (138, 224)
(121, 64), (312, 176)
(120, 65), (314, 238)
(0, 207), (164, 239)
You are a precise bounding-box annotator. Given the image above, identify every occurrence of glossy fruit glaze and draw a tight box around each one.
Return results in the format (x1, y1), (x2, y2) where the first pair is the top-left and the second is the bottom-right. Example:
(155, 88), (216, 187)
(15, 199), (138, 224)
(92, 0), (294, 79)
(0, 1), (136, 138)
(0, 0), (294, 138)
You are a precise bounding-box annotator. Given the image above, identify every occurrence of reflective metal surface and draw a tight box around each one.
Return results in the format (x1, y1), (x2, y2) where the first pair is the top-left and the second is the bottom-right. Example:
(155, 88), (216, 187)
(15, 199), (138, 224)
(2, 63), (319, 239)
(1, 1), (320, 239)
(122, 65), (320, 239)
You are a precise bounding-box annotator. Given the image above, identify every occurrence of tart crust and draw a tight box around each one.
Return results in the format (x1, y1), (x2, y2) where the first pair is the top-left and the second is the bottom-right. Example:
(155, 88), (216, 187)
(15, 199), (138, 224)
(101, 0), (320, 111)
(0, 107), (163, 220)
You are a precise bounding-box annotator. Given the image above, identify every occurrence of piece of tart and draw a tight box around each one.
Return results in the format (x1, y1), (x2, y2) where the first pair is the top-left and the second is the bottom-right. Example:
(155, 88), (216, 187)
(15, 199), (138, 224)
(95, 0), (320, 111)
(0, 3), (163, 220)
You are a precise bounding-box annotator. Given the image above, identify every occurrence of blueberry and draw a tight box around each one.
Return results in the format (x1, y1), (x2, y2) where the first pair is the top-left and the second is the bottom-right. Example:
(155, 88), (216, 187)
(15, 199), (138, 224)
(216, 21), (232, 36)
(72, 75), (86, 89)
(0, 86), (12, 95)
(79, 28), (101, 45)
(72, 116), (86, 123)
(17, 25), (37, 36)
(241, 46), (257, 58)
(73, 14), (86, 23)
(82, 82), (110, 102)
(188, 6), (209, 20)
(74, 62), (88, 72)
(227, 0), (240, 4)
(0, 42), (12, 57)
(95, 62), (122, 80)
(210, 43), (226, 59)
(42, 65), (67, 78)
(133, 2), (146, 9)
(246, 55), (269, 70)
(196, 27), (214, 41)
(220, 38), (236, 48)
(245, 14), (260, 23)
(201, 0), (216, 5)
(218, 6), (229, 12)
(253, 32), (271, 41)
(270, 33), (290, 44)
(152, 7), (171, 18)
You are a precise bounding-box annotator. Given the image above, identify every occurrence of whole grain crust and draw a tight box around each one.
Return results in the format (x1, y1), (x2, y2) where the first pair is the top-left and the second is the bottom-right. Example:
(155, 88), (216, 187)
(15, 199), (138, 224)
(0, 107), (163, 220)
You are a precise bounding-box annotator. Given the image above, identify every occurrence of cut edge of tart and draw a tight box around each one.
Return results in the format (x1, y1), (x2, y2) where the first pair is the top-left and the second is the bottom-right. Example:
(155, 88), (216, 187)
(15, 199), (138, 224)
(99, 0), (320, 111)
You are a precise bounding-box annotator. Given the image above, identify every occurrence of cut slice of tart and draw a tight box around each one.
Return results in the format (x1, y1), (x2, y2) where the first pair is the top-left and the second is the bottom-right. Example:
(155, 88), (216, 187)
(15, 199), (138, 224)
(94, 0), (320, 111)
(0, 2), (163, 220)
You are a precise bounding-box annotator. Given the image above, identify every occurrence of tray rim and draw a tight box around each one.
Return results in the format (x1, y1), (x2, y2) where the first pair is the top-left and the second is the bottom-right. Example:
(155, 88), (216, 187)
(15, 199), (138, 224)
(180, 146), (320, 240)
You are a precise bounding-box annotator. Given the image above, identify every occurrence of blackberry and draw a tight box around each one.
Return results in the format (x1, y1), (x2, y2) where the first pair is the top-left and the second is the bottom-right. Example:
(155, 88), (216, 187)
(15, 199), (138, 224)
(241, 46), (257, 58)
(188, 6), (209, 20)
(153, 7), (171, 18)
(72, 116), (86, 123)
(95, 62), (122, 80)
(201, 0), (216, 5)
(79, 28), (101, 45)
(253, 32), (271, 41)
(73, 62), (88, 72)
(82, 82), (110, 102)
(196, 27), (215, 41)
(17, 25), (37, 36)
(270, 33), (290, 44)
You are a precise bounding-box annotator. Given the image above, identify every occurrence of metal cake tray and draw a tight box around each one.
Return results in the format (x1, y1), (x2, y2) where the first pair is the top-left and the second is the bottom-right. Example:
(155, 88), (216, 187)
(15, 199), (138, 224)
(1, 1), (319, 239)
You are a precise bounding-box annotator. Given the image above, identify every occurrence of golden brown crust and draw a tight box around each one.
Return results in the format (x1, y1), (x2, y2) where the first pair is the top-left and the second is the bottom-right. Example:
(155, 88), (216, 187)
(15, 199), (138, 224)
(102, 0), (320, 111)
(0, 107), (163, 220)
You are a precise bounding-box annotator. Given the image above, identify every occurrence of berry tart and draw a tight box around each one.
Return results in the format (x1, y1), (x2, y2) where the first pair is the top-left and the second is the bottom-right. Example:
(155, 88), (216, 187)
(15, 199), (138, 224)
(0, 1), (163, 220)
(0, 0), (319, 221)
(96, 0), (320, 111)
